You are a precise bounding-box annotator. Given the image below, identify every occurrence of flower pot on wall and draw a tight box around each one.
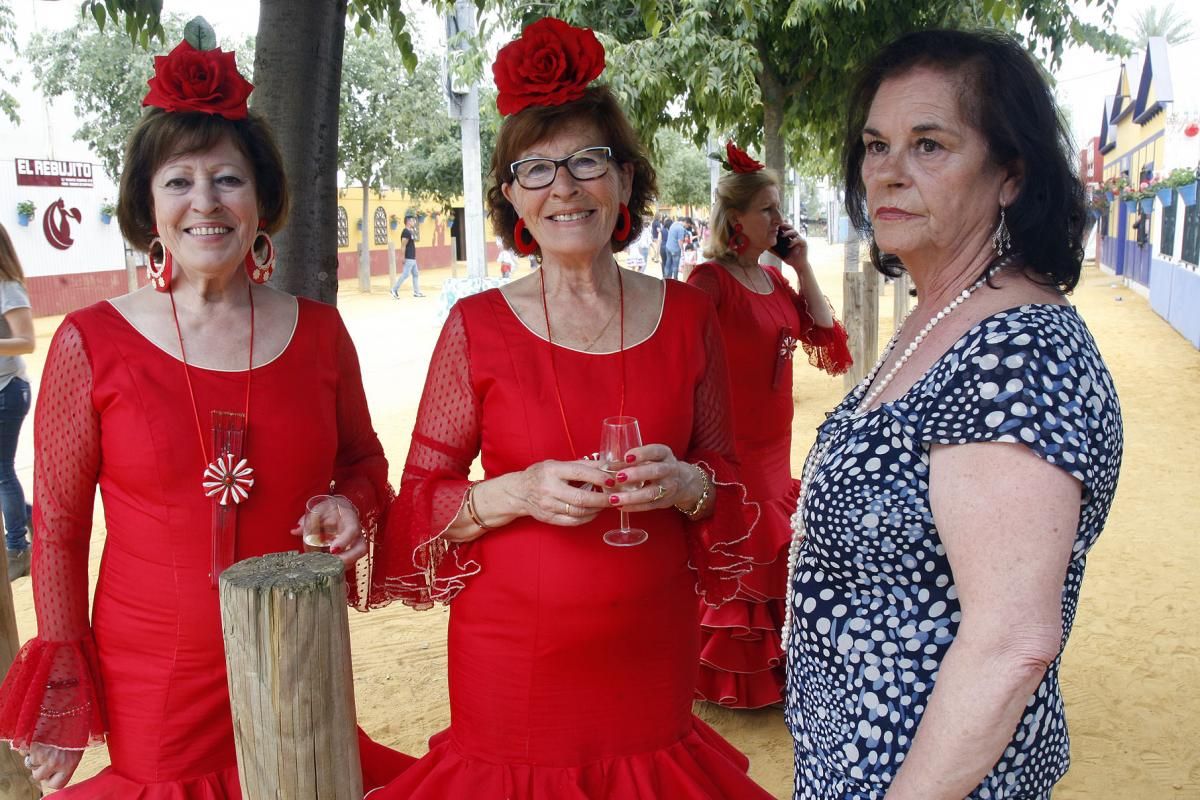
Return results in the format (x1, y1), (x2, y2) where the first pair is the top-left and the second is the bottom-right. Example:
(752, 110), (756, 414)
(100, 212), (112, 224)
(17, 213), (31, 227)
(1140, 197), (1154, 215)
(1123, 200), (1137, 214)
(1179, 182), (1198, 207)
(1156, 187), (1174, 208)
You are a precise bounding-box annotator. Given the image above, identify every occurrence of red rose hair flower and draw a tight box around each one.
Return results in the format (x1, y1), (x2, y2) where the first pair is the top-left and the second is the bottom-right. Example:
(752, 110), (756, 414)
(143, 40), (254, 120)
(492, 17), (605, 116)
(725, 141), (764, 173)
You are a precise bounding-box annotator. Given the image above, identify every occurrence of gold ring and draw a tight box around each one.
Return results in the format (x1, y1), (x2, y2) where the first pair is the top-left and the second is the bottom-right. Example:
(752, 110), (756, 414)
(653, 484), (667, 502)
(564, 502), (573, 516)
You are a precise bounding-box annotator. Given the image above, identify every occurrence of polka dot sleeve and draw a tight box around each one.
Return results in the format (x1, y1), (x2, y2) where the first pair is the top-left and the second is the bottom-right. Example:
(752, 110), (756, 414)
(0, 318), (108, 751)
(369, 303), (480, 610)
(917, 305), (1122, 499)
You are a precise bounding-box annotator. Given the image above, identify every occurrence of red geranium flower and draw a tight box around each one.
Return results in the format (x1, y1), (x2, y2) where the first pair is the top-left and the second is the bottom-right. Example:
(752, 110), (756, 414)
(492, 17), (605, 116)
(725, 141), (764, 173)
(143, 40), (254, 120)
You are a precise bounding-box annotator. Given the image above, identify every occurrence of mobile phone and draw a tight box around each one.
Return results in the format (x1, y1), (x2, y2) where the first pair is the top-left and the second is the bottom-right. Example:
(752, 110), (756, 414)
(771, 230), (791, 258)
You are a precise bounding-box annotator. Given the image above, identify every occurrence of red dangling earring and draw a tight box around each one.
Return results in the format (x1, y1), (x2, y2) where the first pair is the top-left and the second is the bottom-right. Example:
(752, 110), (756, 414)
(513, 217), (538, 256)
(612, 203), (632, 242)
(147, 237), (173, 292)
(729, 223), (750, 254)
(244, 224), (276, 284)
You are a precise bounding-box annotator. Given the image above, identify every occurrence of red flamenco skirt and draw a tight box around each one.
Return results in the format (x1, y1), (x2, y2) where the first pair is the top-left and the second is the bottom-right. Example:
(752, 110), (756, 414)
(695, 477), (799, 709)
(366, 716), (767, 799)
(51, 728), (413, 798)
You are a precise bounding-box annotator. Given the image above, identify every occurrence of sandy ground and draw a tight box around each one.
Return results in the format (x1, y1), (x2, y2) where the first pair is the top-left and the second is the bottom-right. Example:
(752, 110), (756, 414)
(5, 239), (1198, 797)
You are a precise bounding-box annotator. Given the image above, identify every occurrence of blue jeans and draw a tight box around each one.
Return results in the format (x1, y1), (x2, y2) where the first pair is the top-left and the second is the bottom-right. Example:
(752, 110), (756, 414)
(0, 378), (30, 551)
(391, 259), (421, 295)
(663, 250), (681, 280)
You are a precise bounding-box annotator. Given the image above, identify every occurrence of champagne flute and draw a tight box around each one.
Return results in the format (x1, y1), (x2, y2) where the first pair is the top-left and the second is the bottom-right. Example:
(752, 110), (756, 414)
(599, 416), (649, 547)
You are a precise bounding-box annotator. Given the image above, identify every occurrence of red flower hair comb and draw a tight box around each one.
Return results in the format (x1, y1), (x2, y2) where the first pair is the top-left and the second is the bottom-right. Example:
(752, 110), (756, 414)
(492, 17), (606, 116)
(142, 18), (254, 120)
(709, 141), (764, 174)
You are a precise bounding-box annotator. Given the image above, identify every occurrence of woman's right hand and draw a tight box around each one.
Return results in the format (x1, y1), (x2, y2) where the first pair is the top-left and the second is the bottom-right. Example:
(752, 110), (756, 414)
(25, 742), (83, 790)
(515, 458), (611, 526)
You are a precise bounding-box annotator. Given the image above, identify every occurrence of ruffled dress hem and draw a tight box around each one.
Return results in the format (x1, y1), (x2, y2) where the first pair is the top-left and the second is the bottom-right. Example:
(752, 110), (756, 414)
(366, 716), (775, 799)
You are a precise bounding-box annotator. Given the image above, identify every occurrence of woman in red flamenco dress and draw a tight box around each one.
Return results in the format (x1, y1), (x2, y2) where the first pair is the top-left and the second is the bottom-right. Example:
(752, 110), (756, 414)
(0, 33), (411, 796)
(688, 145), (852, 709)
(366, 18), (775, 799)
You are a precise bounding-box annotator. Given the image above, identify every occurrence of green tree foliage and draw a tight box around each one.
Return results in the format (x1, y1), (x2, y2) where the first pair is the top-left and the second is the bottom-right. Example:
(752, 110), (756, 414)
(653, 128), (710, 209)
(26, 17), (253, 181)
(0, 2), (18, 123)
(382, 58), (501, 210)
(339, 30), (410, 197)
(1128, 2), (1195, 45)
(502, 0), (1127, 178)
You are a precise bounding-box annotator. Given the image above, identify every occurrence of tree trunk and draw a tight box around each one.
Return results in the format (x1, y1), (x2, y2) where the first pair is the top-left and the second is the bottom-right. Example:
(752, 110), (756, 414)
(359, 179), (371, 292)
(253, 0), (348, 305)
(757, 45), (787, 179)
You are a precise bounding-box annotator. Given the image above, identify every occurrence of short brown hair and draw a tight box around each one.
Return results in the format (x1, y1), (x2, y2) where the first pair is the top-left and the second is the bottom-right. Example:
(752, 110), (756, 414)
(485, 85), (657, 255)
(703, 168), (780, 259)
(118, 108), (289, 251)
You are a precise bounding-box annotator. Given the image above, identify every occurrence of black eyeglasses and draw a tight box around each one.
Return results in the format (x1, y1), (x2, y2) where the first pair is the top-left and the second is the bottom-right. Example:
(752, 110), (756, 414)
(509, 146), (613, 189)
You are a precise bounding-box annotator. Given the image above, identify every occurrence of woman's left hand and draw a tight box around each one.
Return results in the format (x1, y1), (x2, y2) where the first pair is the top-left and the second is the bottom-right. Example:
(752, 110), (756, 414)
(291, 495), (368, 567)
(776, 223), (810, 270)
(607, 444), (703, 514)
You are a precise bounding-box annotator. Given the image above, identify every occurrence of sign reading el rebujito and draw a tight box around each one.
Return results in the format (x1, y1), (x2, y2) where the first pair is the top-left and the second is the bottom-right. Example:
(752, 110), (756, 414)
(15, 158), (95, 188)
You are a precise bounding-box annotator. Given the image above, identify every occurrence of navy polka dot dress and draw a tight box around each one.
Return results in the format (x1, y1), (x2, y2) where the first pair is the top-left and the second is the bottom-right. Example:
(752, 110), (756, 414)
(786, 304), (1123, 799)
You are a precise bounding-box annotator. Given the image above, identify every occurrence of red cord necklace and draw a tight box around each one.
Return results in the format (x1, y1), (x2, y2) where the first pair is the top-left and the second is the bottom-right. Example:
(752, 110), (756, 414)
(539, 263), (626, 458)
(169, 282), (256, 505)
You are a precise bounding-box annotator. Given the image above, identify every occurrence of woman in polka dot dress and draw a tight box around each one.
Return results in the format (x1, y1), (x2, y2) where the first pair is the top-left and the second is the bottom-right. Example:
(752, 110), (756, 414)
(785, 29), (1123, 799)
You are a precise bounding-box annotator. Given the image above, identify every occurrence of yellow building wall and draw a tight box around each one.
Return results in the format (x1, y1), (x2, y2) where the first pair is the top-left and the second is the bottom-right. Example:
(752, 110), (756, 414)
(1102, 105), (1166, 238)
(335, 187), (454, 256)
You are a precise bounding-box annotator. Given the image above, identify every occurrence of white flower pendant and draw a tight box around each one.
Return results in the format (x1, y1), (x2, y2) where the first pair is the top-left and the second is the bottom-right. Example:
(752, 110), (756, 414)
(202, 453), (255, 506)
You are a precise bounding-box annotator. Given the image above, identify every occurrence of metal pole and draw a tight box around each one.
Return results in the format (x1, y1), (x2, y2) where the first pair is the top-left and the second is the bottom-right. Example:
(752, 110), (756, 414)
(451, 0), (487, 280)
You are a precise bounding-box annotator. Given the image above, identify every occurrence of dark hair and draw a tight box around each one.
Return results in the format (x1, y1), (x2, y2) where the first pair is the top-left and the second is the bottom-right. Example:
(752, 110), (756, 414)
(118, 108), (289, 251)
(0, 224), (25, 285)
(842, 28), (1086, 291)
(485, 85), (657, 255)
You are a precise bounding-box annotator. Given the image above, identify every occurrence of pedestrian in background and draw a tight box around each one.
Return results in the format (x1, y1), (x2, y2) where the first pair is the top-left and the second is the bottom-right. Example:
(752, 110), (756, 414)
(0, 224), (34, 582)
(390, 215), (425, 298)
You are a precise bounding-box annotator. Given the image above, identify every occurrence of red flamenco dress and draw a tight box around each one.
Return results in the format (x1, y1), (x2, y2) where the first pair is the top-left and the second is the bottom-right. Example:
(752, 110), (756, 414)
(368, 280), (775, 799)
(0, 299), (413, 797)
(687, 262), (851, 708)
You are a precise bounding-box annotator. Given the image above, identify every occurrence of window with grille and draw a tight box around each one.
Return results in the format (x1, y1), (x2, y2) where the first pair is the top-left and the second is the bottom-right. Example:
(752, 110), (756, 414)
(374, 207), (388, 245)
(1160, 191), (1176, 257)
(1182, 202), (1199, 266)
(337, 206), (349, 247)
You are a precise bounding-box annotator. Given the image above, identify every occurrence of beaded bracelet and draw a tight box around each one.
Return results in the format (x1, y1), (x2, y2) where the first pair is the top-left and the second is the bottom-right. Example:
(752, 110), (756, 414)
(464, 482), (493, 530)
(675, 463), (712, 519)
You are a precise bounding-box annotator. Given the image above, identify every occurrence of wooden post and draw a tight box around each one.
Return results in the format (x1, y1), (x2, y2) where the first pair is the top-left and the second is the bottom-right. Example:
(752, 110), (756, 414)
(387, 239), (397, 287)
(0, 551), (40, 799)
(220, 553), (361, 800)
(893, 273), (911, 332)
(843, 266), (881, 392)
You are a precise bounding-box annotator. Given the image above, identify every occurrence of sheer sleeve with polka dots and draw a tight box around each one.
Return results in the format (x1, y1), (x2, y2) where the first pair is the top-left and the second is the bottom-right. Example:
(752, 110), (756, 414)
(369, 304), (480, 610)
(766, 266), (852, 376)
(0, 318), (107, 750)
(685, 300), (761, 608)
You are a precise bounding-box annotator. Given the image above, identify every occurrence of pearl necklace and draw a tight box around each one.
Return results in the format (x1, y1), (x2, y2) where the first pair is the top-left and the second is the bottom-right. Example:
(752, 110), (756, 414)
(780, 263), (1001, 642)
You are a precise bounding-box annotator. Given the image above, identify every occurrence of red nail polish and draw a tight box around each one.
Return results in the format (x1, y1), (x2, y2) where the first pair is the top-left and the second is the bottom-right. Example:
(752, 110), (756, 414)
(609, 495), (620, 505)
(625, 454), (636, 463)
(605, 478), (615, 487)
(329, 545), (342, 554)
(617, 472), (627, 482)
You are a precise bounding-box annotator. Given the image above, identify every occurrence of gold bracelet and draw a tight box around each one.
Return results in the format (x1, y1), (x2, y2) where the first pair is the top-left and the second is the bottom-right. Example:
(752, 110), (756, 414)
(675, 463), (712, 519)
(464, 482), (493, 530)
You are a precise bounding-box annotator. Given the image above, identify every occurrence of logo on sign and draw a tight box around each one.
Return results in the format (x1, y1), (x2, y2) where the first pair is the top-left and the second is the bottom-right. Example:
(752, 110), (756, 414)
(43, 198), (83, 251)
